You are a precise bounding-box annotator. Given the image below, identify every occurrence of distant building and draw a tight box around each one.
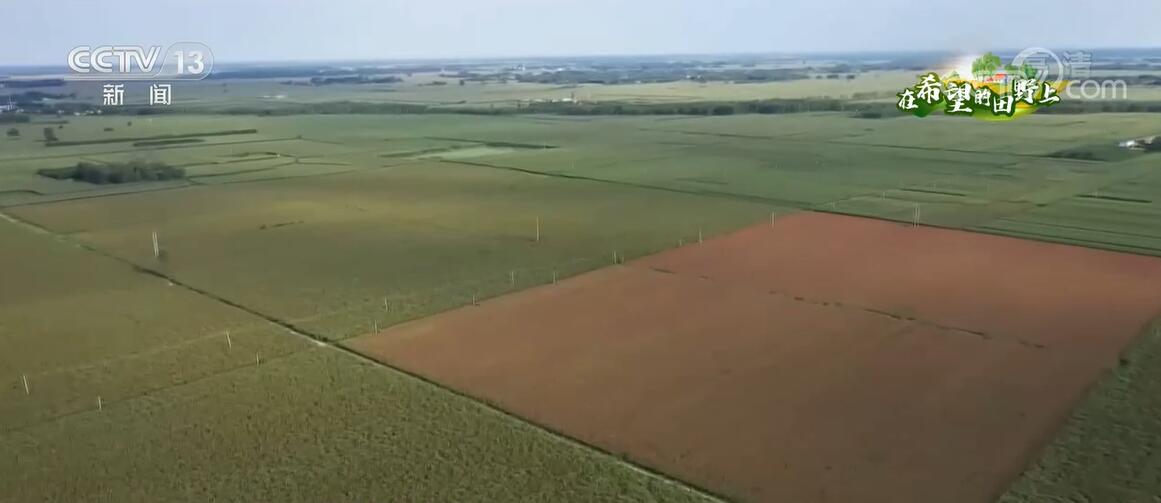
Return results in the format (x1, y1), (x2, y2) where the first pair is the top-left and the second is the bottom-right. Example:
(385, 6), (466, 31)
(1120, 136), (1158, 150)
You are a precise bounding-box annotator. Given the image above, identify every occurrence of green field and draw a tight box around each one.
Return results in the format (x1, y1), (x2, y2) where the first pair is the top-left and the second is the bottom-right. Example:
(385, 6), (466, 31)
(0, 216), (307, 431)
(14, 112), (1161, 345)
(0, 347), (716, 503)
(31, 69), (1161, 110)
(3, 107), (1161, 501)
(11, 160), (775, 339)
(0, 217), (716, 502)
(29, 71), (917, 109)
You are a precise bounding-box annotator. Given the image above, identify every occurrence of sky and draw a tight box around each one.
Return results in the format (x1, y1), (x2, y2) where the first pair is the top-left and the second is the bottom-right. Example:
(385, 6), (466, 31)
(3, 0), (1160, 65)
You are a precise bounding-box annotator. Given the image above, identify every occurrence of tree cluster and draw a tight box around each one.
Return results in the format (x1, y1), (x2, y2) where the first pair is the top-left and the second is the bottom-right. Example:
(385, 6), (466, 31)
(38, 161), (185, 184)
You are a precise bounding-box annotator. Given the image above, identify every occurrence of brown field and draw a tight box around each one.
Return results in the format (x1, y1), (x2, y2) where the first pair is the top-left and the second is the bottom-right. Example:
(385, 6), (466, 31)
(349, 213), (1161, 503)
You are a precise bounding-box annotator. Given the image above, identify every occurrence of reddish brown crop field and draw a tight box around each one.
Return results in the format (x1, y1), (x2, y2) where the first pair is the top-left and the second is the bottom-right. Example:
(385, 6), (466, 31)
(349, 213), (1161, 503)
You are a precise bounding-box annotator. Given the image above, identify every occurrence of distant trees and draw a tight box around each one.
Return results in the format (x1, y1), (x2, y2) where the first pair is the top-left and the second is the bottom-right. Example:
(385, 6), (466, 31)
(1037, 99), (1161, 114)
(37, 160), (185, 184)
(43, 128), (258, 147)
(42, 127), (57, 142)
(0, 113), (31, 124)
(515, 98), (872, 117)
(514, 68), (811, 85)
(224, 96), (898, 118)
(305, 75), (403, 86)
(1048, 149), (1098, 160)
(5, 127), (17, 137)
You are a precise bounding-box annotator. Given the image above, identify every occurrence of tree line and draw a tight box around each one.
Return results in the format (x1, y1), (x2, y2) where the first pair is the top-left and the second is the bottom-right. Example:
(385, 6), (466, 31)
(38, 161), (185, 184)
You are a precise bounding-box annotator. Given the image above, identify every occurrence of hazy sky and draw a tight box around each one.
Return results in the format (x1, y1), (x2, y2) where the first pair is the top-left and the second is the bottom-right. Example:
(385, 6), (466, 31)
(4, 0), (1160, 65)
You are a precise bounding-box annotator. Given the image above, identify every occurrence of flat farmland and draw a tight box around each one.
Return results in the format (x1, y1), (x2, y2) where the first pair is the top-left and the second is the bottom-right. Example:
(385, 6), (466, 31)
(0, 216), (717, 502)
(6, 111), (1161, 501)
(351, 212), (1161, 503)
(572, 71), (916, 103)
(980, 158), (1161, 255)
(0, 216), (308, 432)
(23, 72), (915, 109)
(1002, 324), (1161, 502)
(0, 348), (717, 503)
(641, 213), (1161, 350)
(10, 160), (777, 340)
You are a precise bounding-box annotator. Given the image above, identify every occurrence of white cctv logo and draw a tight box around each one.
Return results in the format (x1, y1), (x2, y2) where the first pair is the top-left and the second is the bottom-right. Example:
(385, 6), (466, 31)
(66, 43), (213, 80)
(69, 46), (162, 74)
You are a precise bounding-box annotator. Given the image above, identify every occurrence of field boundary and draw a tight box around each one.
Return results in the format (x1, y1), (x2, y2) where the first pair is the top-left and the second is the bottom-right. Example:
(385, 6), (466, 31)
(429, 145), (1161, 260)
(332, 343), (733, 503)
(352, 211), (1161, 503)
(812, 207), (1161, 258)
(0, 183), (194, 209)
(0, 136), (300, 163)
(638, 264), (1046, 350)
(440, 158), (803, 206)
(636, 125), (1060, 158)
(0, 207), (730, 503)
(998, 322), (1161, 502)
(0, 345), (309, 437)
